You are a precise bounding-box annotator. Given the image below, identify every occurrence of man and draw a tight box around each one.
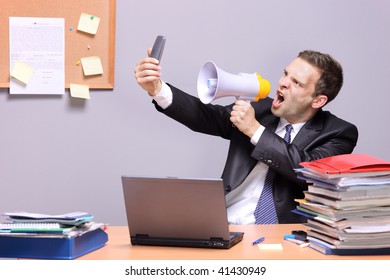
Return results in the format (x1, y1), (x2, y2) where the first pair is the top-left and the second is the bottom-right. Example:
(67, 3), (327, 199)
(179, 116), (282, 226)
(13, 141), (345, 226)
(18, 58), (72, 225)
(134, 49), (358, 224)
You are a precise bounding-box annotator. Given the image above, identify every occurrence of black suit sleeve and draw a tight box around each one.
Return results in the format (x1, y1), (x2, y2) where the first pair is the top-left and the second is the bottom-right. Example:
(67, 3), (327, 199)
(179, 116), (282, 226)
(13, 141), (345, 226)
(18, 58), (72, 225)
(153, 84), (234, 140)
(252, 111), (359, 186)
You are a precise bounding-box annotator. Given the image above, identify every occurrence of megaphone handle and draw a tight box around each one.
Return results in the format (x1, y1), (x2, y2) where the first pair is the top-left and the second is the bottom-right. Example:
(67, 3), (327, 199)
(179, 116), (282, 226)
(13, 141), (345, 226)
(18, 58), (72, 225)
(229, 99), (252, 127)
(236, 96), (251, 103)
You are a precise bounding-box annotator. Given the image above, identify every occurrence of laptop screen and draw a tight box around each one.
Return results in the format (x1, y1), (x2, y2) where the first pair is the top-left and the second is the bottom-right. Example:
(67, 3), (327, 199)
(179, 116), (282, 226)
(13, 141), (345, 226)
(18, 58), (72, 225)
(121, 176), (232, 241)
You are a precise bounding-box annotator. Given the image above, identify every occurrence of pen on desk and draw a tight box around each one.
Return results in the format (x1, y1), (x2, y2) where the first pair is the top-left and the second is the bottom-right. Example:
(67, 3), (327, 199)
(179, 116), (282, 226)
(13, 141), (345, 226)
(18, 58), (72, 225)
(299, 242), (310, 248)
(284, 231), (309, 247)
(285, 238), (305, 245)
(283, 234), (295, 240)
(251, 237), (265, 245)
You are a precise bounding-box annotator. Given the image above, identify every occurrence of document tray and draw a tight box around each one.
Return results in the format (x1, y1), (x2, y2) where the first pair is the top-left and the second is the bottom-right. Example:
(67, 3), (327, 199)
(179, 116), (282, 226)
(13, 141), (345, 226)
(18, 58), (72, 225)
(0, 228), (108, 260)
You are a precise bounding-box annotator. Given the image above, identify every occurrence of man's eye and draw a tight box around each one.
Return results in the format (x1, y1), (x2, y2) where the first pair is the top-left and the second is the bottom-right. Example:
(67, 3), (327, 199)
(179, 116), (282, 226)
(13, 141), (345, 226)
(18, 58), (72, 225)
(293, 79), (302, 87)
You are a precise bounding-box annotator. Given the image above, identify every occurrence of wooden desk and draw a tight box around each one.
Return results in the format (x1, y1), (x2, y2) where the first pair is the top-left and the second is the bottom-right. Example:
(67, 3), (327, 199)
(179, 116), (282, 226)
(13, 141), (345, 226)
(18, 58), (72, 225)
(79, 225), (390, 260)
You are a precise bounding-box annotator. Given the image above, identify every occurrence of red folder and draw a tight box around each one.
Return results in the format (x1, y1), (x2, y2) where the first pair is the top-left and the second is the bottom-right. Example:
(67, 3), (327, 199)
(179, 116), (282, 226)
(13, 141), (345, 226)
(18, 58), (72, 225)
(299, 154), (390, 178)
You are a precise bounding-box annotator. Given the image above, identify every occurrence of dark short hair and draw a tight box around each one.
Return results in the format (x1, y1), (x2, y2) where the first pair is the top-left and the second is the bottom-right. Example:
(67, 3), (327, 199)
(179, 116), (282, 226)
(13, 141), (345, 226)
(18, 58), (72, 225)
(298, 50), (343, 104)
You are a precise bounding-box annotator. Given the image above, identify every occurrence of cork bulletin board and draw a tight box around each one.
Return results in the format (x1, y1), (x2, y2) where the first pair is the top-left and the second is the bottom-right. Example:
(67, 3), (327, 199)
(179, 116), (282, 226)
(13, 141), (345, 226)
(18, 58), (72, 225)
(0, 0), (116, 89)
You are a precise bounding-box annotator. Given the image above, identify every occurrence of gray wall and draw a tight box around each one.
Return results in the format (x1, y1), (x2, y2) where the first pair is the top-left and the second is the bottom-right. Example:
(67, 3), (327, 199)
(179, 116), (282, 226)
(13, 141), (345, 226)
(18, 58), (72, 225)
(1, 0), (389, 225)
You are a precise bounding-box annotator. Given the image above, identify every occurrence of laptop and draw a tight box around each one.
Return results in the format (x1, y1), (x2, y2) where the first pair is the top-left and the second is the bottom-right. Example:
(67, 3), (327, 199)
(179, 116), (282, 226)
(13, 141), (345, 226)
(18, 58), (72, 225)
(121, 176), (244, 249)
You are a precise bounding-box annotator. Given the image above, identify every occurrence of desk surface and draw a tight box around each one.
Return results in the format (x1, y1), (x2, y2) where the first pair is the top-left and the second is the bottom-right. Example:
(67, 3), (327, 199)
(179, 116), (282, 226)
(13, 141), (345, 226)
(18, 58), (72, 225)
(79, 225), (390, 260)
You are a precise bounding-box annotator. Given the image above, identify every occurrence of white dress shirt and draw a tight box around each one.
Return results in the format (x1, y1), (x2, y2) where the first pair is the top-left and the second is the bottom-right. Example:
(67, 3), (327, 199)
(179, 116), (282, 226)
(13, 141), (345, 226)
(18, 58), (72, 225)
(226, 119), (304, 224)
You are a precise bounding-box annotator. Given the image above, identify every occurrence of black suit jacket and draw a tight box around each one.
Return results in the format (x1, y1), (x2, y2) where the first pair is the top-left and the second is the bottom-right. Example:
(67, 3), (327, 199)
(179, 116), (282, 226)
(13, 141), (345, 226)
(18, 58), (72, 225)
(154, 84), (359, 223)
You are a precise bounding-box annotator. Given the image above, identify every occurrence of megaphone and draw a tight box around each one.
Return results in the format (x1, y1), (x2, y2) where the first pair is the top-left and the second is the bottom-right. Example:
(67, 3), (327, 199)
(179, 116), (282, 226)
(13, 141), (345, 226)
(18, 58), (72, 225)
(197, 61), (271, 104)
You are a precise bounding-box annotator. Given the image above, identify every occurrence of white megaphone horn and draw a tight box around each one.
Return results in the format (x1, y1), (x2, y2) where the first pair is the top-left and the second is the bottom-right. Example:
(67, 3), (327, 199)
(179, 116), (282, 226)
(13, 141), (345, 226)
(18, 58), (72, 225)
(197, 61), (271, 104)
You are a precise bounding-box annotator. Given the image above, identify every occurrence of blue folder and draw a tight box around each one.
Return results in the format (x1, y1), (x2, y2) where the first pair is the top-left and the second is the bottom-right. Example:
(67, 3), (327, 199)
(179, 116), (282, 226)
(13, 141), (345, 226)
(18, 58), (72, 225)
(0, 228), (108, 260)
(309, 239), (390, 255)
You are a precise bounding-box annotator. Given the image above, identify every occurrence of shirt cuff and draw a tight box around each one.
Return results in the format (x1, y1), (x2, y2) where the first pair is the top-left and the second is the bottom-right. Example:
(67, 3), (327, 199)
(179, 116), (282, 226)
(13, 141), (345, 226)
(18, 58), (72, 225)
(152, 81), (173, 109)
(250, 125), (265, 145)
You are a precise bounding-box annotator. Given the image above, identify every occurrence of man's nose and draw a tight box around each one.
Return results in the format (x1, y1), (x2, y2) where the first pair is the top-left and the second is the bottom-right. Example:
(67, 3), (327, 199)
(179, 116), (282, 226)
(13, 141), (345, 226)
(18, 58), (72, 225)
(279, 75), (290, 89)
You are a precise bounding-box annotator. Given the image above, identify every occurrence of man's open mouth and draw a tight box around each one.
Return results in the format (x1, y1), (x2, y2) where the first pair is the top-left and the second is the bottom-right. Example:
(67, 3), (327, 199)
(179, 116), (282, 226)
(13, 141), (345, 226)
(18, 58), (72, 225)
(276, 92), (285, 104)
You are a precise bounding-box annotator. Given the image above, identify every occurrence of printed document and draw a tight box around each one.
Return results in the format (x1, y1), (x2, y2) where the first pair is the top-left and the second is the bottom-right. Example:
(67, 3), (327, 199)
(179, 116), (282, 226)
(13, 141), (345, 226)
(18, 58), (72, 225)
(9, 17), (65, 94)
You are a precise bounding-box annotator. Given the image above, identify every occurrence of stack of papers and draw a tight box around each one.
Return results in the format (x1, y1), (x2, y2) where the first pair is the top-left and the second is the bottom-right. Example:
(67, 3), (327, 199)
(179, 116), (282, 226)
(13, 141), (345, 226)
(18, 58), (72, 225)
(294, 154), (390, 255)
(0, 211), (108, 259)
(0, 211), (103, 238)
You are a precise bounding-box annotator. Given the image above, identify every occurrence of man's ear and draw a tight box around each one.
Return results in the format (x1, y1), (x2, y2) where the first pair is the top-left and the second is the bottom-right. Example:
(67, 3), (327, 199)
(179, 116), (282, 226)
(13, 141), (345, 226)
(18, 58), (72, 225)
(312, 95), (328, 109)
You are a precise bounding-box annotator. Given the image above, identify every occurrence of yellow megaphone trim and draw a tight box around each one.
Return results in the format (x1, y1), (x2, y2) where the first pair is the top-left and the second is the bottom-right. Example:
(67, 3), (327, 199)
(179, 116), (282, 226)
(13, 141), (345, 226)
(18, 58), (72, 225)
(254, 73), (271, 102)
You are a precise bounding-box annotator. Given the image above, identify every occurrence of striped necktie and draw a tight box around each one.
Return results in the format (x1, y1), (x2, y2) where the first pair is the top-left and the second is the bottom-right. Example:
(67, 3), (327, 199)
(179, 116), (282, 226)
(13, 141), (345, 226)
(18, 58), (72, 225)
(254, 124), (293, 224)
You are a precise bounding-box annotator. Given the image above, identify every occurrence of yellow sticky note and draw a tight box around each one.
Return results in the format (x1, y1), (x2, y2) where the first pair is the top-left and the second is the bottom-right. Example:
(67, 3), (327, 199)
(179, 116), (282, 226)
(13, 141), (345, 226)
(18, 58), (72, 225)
(80, 56), (103, 76)
(70, 83), (90, 99)
(10, 61), (35, 85)
(77, 13), (100, 35)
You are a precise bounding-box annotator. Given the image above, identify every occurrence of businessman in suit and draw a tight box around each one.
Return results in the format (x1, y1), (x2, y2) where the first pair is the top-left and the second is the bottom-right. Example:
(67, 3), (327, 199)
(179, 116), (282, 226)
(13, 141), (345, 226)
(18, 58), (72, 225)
(134, 50), (358, 224)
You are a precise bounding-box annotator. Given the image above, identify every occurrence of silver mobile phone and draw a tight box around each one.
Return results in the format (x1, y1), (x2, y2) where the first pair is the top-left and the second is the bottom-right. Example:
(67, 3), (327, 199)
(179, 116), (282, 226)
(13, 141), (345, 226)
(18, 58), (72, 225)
(150, 35), (166, 62)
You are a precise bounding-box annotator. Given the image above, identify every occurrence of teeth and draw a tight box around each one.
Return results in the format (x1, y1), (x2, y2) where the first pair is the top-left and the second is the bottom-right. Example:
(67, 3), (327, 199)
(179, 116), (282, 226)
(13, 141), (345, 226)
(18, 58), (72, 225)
(278, 93), (284, 103)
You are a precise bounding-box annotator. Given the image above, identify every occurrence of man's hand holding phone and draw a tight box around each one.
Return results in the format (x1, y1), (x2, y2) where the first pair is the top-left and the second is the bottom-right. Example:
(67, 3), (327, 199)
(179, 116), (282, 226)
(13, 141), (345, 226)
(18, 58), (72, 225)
(135, 35), (166, 96)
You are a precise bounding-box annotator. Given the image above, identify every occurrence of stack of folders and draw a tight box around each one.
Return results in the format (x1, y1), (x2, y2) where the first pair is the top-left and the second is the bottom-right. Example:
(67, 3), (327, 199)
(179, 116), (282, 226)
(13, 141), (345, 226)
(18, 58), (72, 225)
(293, 154), (390, 255)
(0, 211), (108, 259)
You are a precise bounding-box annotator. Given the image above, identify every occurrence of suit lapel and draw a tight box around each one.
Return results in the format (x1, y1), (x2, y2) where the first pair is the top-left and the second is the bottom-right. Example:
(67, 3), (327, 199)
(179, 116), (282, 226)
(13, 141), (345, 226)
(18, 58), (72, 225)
(293, 110), (324, 147)
(259, 109), (325, 148)
(261, 114), (279, 132)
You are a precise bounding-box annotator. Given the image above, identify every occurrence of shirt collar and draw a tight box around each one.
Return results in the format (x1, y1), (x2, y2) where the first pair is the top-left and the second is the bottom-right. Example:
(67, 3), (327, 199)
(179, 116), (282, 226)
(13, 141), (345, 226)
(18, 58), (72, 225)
(276, 118), (306, 136)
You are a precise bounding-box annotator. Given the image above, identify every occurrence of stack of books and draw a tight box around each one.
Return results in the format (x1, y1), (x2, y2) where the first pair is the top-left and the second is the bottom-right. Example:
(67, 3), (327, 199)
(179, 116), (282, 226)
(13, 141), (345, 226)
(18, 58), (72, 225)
(294, 154), (390, 255)
(0, 211), (108, 259)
